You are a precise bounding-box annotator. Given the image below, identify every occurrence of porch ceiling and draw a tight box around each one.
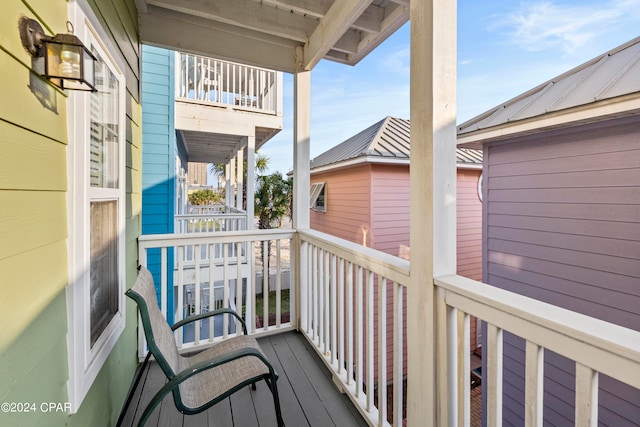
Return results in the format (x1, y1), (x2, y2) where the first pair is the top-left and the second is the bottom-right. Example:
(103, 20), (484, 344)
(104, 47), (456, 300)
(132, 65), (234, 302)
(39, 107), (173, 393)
(137, 0), (409, 73)
(179, 128), (274, 164)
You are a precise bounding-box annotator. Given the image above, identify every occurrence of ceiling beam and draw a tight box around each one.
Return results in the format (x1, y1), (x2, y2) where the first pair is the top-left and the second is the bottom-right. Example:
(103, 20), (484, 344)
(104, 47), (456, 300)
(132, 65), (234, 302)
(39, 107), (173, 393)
(331, 29), (360, 55)
(352, 4), (382, 33)
(146, 0), (313, 42)
(352, 3), (408, 63)
(258, 0), (332, 19)
(139, 7), (300, 73)
(302, 0), (373, 70)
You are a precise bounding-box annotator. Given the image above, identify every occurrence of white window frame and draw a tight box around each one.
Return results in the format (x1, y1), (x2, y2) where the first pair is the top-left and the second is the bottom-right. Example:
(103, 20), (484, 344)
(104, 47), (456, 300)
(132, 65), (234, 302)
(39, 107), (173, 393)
(65, 0), (127, 413)
(310, 182), (326, 212)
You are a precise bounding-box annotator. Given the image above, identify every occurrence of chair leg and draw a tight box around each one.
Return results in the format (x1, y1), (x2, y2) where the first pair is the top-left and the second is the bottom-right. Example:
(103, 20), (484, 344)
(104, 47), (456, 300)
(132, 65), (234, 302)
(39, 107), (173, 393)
(268, 376), (284, 427)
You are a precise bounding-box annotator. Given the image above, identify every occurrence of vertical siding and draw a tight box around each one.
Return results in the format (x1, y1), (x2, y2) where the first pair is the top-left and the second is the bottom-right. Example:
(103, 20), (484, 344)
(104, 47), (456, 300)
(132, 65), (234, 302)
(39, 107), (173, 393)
(0, 0), (141, 426)
(483, 117), (640, 426)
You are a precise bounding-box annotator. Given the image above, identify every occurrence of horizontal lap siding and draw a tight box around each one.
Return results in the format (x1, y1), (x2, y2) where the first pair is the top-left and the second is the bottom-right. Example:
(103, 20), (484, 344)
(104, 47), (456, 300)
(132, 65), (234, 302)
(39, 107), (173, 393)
(484, 119), (640, 426)
(457, 168), (483, 282)
(370, 164), (410, 258)
(310, 165), (372, 246)
(142, 46), (175, 235)
(0, 3), (72, 427)
(0, 1), (141, 427)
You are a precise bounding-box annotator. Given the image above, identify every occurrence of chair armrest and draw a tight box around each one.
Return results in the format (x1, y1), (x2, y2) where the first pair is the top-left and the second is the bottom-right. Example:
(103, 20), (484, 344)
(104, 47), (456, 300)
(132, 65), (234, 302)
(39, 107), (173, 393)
(136, 347), (276, 426)
(171, 307), (248, 334)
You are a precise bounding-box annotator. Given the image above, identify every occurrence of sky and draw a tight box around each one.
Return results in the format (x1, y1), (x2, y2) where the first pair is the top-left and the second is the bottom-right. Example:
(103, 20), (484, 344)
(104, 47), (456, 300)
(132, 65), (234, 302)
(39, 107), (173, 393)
(258, 0), (640, 176)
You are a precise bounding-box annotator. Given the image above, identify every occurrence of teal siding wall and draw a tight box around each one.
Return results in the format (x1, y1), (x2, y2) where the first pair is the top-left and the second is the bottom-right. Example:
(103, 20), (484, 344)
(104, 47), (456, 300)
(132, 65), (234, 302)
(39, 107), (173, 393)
(141, 45), (176, 321)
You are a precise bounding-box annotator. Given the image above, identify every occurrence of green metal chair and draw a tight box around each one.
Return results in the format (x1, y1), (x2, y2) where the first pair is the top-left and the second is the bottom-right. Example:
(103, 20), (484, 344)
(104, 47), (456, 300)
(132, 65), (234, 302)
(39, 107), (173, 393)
(123, 266), (284, 426)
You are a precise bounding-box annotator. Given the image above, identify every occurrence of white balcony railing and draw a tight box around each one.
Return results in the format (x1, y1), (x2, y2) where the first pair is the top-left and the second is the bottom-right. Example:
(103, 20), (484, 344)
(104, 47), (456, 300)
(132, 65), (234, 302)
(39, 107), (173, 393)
(187, 204), (243, 215)
(176, 52), (279, 114)
(138, 229), (295, 354)
(137, 228), (640, 427)
(174, 211), (247, 264)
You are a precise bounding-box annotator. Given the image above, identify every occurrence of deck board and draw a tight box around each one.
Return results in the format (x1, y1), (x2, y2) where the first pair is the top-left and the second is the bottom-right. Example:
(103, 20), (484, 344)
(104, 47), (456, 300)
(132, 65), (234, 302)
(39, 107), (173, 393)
(119, 331), (367, 426)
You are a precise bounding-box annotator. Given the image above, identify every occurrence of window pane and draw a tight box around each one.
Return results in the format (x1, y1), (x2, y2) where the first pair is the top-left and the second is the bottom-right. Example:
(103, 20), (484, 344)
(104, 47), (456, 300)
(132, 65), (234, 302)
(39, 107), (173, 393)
(90, 200), (119, 347)
(90, 50), (119, 188)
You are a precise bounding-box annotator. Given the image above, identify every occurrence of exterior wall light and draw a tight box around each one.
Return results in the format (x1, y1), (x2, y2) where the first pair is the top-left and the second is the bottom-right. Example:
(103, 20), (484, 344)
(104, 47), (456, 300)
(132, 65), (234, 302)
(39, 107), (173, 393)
(19, 17), (97, 92)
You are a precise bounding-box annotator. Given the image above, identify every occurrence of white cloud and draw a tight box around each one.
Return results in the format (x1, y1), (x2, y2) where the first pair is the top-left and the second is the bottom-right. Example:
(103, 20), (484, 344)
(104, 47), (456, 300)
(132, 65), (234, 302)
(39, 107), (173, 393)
(491, 0), (640, 53)
(379, 46), (410, 75)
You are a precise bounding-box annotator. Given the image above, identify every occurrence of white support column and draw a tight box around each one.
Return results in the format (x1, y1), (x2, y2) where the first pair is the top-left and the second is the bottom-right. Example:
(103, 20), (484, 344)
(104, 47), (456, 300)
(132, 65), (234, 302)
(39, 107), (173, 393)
(229, 153), (236, 210)
(245, 134), (255, 230)
(225, 163), (231, 206)
(408, 0), (457, 426)
(293, 71), (311, 230)
(236, 147), (244, 211)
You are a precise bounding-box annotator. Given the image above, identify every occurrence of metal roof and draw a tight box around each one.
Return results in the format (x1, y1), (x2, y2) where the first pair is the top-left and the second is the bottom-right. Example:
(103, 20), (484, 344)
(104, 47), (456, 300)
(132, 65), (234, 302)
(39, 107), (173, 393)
(458, 36), (640, 139)
(310, 116), (482, 171)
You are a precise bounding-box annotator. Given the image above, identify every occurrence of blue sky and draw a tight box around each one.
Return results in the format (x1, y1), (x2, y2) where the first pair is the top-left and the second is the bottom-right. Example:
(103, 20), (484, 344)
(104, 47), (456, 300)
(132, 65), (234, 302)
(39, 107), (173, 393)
(259, 0), (640, 175)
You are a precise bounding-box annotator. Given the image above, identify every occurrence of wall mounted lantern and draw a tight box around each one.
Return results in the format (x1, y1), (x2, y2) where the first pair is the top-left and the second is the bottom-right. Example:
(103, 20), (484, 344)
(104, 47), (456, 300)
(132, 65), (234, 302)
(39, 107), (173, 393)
(19, 17), (97, 92)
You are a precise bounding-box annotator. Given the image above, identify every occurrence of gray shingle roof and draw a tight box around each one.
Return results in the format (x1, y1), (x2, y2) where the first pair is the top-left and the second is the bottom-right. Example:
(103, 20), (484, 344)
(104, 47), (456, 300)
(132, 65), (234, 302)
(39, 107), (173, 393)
(458, 36), (640, 136)
(310, 116), (482, 171)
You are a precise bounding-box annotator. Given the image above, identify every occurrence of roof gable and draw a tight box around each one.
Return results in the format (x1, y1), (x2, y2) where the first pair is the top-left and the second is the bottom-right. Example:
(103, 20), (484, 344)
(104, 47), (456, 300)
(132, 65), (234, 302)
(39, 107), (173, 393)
(311, 116), (481, 171)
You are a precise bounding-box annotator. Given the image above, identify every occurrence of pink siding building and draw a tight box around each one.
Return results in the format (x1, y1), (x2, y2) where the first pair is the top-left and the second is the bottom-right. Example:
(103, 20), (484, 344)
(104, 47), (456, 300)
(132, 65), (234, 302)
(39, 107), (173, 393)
(309, 117), (483, 381)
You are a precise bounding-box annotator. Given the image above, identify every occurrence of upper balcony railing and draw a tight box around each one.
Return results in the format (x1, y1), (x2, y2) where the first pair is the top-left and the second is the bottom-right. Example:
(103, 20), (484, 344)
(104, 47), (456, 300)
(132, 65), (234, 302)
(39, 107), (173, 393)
(138, 228), (640, 427)
(176, 52), (279, 115)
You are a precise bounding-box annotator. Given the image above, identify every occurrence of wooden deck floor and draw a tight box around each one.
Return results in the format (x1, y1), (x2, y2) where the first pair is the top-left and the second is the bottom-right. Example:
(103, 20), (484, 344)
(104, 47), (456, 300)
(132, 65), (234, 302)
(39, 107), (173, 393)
(119, 331), (368, 427)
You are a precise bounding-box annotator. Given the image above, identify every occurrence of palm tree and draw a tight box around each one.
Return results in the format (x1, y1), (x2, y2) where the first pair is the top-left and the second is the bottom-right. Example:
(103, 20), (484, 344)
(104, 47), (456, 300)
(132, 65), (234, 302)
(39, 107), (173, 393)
(208, 152), (269, 181)
(208, 152), (269, 209)
(254, 172), (291, 230)
(254, 172), (292, 261)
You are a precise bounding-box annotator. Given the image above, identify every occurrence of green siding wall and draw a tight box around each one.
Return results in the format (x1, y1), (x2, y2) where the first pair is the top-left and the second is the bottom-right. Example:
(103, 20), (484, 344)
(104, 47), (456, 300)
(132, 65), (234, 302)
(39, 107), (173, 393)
(0, 1), (141, 426)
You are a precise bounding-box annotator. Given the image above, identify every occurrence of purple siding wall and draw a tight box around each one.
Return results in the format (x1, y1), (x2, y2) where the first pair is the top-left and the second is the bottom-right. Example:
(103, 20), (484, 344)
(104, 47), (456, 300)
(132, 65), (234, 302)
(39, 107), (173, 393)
(483, 116), (640, 426)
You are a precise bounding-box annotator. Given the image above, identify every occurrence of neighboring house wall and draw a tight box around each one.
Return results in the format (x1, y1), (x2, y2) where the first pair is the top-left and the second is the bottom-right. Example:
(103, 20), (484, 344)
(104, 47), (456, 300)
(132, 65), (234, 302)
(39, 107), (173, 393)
(457, 168), (482, 281)
(0, 1), (141, 427)
(457, 168), (482, 350)
(310, 161), (482, 380)
(483, 116), (640, 426)
(310, 164), (372, 246)
(141, 44), (177, 322)
(142, 45), (176, 235)
(370, 164), (410, 257)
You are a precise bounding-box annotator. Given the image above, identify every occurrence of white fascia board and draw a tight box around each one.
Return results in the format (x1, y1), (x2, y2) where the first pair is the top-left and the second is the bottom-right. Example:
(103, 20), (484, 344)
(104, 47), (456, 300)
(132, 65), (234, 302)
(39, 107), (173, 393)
(310, 155), (408, 174)
(456, 163), (482, 170)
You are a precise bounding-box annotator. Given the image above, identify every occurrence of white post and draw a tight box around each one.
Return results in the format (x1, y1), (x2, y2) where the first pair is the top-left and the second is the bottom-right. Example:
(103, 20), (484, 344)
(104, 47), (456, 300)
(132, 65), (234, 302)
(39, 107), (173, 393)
(408, 0), (457, 426)
(245, 135), (255, 230)
(244, 134), (256, 328)
(293, 70), (311, 335)
(225, 163), (231, 206)
(236, 147), (244, 212)
(229, 153), (236, 210)
(293, 71), (311, 230)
